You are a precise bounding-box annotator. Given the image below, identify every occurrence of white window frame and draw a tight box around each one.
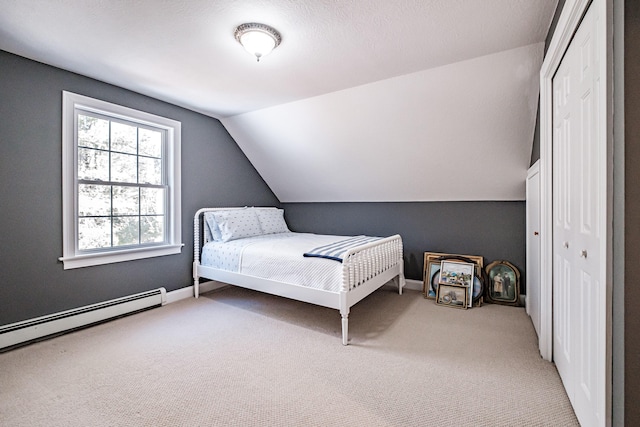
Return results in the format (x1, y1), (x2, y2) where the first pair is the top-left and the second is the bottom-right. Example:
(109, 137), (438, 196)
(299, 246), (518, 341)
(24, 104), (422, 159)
(60, 91), (182, 269)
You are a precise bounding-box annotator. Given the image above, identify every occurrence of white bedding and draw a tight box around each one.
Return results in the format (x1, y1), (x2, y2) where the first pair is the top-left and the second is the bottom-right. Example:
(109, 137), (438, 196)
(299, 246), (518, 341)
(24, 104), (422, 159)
(200, 232), (357, 292)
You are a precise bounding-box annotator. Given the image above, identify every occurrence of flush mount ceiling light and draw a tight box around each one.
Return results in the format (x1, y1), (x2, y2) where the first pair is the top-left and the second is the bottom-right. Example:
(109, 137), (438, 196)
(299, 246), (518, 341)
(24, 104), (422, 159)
(234, 23), (282, 62)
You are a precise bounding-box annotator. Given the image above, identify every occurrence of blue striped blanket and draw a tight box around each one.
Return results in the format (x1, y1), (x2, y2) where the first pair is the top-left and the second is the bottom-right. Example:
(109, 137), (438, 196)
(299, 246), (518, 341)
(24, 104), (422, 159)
(303, 235), (382, 263)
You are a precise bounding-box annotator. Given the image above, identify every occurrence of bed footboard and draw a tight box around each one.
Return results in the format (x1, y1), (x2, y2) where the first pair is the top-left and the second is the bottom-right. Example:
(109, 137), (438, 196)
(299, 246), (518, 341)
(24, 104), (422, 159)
(341, 235), (405, 293)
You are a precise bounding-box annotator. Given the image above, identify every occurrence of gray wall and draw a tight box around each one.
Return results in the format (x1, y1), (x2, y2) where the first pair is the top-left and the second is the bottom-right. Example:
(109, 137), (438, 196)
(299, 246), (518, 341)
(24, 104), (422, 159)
(624, 2), (639, 424)
(283, 202), (526, 290)
(530, 0), (566, 167)
(545, 0), (567, 56)
(0, 50), (279, 326)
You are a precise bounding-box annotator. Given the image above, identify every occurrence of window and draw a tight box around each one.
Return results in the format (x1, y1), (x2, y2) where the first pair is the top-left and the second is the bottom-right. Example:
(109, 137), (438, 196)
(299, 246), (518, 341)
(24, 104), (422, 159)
(60, 92), (182, 269)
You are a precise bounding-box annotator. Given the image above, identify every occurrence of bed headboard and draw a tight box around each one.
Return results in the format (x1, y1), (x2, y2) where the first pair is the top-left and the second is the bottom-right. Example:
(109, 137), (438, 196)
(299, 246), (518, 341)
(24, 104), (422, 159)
(193, 207), (281, 262)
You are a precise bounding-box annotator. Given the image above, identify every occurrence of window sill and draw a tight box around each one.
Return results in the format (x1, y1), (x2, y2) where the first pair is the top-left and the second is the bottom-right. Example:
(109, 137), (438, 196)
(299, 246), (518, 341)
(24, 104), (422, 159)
(59, 244), (184, 270)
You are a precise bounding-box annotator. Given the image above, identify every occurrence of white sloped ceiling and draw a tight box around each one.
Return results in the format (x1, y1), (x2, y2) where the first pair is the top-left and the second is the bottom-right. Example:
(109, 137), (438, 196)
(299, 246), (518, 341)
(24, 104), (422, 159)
(222, 43), (544, 202)
(0, 0), (557, 202)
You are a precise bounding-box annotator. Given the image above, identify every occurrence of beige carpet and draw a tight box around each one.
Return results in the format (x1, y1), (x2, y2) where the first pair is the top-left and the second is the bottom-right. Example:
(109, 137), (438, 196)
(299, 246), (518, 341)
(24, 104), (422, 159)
(0, 285), (578, 426)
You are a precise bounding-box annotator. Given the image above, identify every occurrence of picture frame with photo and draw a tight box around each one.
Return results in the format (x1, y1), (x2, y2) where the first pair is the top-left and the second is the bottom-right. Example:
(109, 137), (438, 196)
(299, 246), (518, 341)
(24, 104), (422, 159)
(422, 252), (484, 306)
(484, 260), (520, 305)
(423, 258), (443, 299)
(439, 260), (475, 307)
(439, 260), (474, 287)
(436, 283), (468, 309)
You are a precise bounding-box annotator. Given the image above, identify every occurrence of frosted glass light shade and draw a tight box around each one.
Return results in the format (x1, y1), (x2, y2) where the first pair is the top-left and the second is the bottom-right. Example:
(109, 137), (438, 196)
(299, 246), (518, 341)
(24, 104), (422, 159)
(239, 31), (275, 59)
(234, 23), (282, 62)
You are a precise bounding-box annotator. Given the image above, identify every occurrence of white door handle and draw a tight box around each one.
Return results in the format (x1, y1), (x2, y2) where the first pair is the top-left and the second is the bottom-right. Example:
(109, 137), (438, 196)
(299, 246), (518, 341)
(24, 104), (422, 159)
(580, 250), (588, 258)
(564, 241), (569, 248)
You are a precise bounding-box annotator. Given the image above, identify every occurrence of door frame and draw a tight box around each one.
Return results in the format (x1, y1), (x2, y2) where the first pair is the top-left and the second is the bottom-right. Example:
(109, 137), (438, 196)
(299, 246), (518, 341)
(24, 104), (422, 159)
(526, 159), (540, 335)
(539, 0), (613, 423)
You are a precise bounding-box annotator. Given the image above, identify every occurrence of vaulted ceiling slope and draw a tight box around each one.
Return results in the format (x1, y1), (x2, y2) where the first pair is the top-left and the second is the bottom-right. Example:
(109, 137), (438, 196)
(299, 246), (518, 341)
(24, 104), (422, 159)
(0, 0), (558, 202)
(223, 43), (544, 202)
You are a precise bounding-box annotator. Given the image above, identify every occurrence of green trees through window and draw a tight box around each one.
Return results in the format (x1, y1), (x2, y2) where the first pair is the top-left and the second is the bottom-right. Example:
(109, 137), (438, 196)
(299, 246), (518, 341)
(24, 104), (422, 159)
(76, 113), (166, 250)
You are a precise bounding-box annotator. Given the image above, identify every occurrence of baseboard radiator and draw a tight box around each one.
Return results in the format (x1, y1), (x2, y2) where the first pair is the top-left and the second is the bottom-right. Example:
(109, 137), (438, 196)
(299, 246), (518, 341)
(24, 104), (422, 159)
(0, 288), (167, 351)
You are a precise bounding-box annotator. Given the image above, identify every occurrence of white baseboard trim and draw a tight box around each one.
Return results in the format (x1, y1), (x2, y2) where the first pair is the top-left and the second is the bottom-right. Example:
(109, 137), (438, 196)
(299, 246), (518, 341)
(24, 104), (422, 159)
(404, 279), (423, 292)
(0, 283), (228, 351)
(165, 281), (228, 304)
(164, 286), (194, 304)
(0, 288), (166, 351)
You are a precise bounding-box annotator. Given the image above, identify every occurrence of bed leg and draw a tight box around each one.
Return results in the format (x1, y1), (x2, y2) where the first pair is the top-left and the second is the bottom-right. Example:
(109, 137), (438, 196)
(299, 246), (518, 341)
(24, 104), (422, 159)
(193, 261), (200, 298)
(393, 275), (405, 296)
(397, 262), (406, 295)
(341, 313), (349, 346)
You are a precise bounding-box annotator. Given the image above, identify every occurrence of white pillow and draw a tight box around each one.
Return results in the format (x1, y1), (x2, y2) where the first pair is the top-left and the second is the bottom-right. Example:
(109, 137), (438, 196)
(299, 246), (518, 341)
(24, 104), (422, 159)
(255, 208), (290, 234)
(203, 212), (223, 242)
(213, 209), (263, 242)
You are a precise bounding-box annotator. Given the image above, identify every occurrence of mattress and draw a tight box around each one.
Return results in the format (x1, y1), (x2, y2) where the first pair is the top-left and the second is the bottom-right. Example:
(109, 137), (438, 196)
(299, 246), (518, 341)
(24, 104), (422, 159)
(201, 232), (358, 292)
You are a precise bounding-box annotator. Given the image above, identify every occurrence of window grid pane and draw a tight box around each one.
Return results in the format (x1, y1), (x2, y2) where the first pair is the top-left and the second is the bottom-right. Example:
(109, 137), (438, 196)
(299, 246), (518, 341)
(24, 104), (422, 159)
(78, 114), (109, 150)
(76, 111), (167, 252)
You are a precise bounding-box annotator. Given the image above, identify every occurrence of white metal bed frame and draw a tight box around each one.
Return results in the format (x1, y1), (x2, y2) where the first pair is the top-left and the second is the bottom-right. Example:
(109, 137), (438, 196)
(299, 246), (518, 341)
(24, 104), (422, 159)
(192, 207), (405, 345)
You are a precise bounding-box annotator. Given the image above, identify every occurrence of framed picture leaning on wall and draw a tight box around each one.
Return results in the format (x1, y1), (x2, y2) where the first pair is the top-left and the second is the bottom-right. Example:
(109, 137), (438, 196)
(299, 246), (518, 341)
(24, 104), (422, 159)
(423, 252), (484, 306)
(436, 283), (468, 309)
(439, 260), (474, 307)
(484, 260), (520, 305)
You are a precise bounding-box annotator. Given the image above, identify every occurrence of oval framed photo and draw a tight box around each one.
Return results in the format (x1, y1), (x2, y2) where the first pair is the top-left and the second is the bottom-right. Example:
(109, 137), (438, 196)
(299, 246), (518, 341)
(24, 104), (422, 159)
(484, 260), (520, 305)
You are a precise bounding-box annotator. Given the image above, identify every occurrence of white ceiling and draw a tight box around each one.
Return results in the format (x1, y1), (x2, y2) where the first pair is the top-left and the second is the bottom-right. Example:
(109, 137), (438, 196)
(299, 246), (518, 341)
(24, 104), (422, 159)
(0, 0), (558, 202)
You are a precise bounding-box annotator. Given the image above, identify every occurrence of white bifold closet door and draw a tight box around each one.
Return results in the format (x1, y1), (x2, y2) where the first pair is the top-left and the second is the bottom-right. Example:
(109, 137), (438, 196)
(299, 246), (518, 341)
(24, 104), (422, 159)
(551, 2), (605, 426)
